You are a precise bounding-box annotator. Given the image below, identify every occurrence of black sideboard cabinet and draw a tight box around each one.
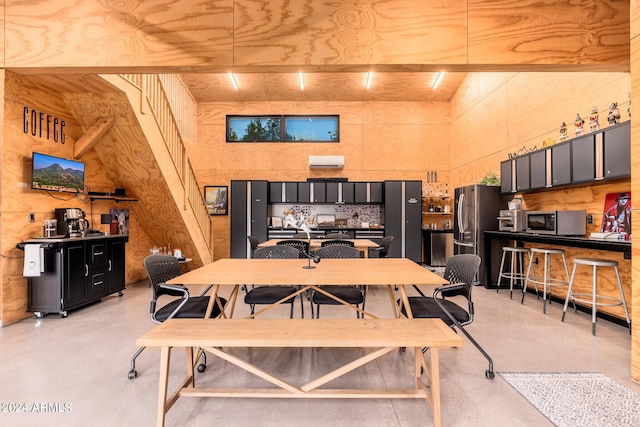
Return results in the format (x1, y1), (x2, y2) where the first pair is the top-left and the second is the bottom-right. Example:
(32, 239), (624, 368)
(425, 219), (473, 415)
(21, 235), (128, 318)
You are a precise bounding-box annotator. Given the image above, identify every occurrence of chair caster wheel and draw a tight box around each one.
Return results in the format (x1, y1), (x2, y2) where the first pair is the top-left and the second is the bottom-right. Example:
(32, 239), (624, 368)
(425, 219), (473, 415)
(485, 370), (494, 379)
(197, 364), (206, 373)
(128, 369), (137, 380)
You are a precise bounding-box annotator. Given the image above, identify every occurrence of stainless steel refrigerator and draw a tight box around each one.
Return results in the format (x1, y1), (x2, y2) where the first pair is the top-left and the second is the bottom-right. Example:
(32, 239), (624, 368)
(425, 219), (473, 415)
(454, 184), (506, 286)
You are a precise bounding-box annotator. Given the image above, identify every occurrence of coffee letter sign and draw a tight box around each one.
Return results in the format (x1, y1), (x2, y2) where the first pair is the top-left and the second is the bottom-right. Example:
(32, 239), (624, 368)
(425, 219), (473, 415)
(23, 106), (66, 144)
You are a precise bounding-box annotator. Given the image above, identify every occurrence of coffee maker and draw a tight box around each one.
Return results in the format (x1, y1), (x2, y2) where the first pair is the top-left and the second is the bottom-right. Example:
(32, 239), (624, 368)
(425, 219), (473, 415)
(55, 208), (89, 237)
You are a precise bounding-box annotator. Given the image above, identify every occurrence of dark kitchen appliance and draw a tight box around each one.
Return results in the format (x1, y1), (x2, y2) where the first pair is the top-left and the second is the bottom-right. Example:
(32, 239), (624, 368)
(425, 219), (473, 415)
(454, 184), (507, 286)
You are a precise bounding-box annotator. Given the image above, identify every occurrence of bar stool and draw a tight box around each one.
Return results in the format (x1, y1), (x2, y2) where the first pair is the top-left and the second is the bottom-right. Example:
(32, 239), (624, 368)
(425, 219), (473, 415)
(561, 258), (631, 335)
(496, 247), (530, 299)
(521, 248), (570, 314)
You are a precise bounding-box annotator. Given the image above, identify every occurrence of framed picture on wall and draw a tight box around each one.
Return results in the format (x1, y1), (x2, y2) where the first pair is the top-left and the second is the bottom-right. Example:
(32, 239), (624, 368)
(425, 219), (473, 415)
(110, 208), (130, 235)
(601, 192), (631, 237)
(205, 186), (228, 215)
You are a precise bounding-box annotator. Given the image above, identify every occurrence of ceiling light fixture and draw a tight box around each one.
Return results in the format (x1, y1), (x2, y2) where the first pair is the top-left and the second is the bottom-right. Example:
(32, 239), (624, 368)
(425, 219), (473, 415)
(365, 71), (374, 90)
(299, 72), (304, 91)
(432, 72), (445, 90)
(228, 72), (239, 90)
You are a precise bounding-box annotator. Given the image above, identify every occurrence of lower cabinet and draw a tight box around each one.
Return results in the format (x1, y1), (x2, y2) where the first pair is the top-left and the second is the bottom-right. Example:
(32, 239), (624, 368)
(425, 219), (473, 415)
(25, 236), (128, 318)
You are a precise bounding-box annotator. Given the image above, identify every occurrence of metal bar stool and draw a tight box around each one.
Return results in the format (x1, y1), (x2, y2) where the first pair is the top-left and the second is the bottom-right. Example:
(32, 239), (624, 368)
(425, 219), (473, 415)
(496, 247), (530, 299)
(521, 248), (570, 314)
(561, 258), (631, 335)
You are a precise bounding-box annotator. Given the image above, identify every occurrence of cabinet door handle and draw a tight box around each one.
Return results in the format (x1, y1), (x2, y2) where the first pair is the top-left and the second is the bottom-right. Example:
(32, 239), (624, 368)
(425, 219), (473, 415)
(108, 260), (112, 271)
(94, 281), (104, 286)
(94, 251), (104, 256)
(85, 265), (88, 276)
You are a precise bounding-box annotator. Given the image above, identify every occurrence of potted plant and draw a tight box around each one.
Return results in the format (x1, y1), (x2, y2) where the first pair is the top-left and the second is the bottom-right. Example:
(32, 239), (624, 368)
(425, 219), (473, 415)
(480, 171), (500, 186)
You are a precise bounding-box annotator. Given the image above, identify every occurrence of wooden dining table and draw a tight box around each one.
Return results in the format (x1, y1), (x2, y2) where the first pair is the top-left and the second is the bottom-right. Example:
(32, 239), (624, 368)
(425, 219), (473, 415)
(166, 257), (446, 319)
(145, 257), (458, 427)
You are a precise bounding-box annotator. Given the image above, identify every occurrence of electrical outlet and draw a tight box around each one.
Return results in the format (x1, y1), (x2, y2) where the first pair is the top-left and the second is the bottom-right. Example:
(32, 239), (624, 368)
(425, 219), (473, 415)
(28, 212), (35, 222)
(587, 214), (593, 224)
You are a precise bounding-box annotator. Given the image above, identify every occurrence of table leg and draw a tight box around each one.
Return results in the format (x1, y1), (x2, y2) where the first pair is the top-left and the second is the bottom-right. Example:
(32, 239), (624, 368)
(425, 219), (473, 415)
(429, 348), (442, 427)
(157, 346), (171, 427)
(204, 284), (221, 318)
(397, 284), (413, 318)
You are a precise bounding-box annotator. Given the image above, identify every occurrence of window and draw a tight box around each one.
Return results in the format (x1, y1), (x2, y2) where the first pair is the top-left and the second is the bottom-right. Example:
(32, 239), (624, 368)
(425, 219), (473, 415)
(227, 115), (339, 142)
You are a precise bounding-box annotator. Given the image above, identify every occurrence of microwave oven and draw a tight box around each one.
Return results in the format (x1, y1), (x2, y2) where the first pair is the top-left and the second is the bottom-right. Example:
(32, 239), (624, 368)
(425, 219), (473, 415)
(525, 210), (586, 235)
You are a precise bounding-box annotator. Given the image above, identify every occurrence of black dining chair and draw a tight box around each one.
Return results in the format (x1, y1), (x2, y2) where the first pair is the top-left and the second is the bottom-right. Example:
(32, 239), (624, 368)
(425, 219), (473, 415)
(243, 246), (304, 318)
(276, 239), (310, 258)
(128, 255), (227, 380)
(311, 245), (365, 318)
(325, 232), (350, 239)
(399, 254), (494, 379)
(321, 239), (355, 247)
(246, 235), (259, 258)
(371, 235), (394, 258)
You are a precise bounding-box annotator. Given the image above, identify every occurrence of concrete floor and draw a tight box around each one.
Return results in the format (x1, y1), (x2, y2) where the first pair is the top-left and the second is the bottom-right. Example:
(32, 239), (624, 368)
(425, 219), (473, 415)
(0, 276), (637, 426)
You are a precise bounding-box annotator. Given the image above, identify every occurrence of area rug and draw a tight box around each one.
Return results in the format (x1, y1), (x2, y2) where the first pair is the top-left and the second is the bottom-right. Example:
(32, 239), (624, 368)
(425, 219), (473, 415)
(498, 372), (640, 427)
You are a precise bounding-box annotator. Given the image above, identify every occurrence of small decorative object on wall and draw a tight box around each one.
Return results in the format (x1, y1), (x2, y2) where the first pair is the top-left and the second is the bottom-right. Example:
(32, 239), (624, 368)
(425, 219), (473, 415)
(608, 102), (621, 126)
(205, 186), (228, 215)
(110, 208), (129, 235)
(589, 106), (599, 132)
(559, 121), (567, 142)
(574, 113), (585, 136)
(601, 192), (631, 238)
(542, 137), (555, 147)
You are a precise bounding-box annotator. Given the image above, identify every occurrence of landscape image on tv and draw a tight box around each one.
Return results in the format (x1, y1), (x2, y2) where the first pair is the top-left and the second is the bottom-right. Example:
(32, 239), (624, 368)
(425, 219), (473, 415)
(32, 152), (85, 193)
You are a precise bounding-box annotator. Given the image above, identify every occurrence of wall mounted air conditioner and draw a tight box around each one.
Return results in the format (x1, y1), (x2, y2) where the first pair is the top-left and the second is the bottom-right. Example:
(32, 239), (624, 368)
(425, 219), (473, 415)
(308, 155), (344, 169)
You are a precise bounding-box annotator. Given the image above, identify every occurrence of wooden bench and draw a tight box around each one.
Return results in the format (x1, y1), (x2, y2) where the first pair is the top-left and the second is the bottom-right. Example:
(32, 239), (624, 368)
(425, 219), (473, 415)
(137, 318), (462, 427)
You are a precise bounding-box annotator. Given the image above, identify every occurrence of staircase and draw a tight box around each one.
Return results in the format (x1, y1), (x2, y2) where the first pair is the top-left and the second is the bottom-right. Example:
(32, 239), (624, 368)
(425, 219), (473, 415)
(97, 73), (212, 264)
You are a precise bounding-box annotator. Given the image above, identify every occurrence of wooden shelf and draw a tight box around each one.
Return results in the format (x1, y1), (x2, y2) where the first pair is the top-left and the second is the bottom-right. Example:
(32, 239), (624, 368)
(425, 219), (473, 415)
(88, 195), (138, 202)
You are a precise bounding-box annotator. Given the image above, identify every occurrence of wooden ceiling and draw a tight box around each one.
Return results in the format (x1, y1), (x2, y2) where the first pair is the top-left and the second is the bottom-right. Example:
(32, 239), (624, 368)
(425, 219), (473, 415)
(179, 72), (467, 103)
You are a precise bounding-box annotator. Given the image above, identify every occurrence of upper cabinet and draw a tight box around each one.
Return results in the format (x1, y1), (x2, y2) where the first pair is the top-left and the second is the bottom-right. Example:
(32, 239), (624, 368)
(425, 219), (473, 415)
(501, 121), (630, 194)
(269, 181), (383, 204)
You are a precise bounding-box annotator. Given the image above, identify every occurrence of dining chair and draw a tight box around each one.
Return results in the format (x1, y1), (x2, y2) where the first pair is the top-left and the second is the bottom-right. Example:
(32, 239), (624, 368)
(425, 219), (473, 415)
(244, 246), (304, 318)
(400, 254), (494, 378)
(325, 232), (350, 239)
(128, 255), (227, 380)
(321, 239), (355, 247)
(311, 245), (365, 318)
(276, 239), (310, 258)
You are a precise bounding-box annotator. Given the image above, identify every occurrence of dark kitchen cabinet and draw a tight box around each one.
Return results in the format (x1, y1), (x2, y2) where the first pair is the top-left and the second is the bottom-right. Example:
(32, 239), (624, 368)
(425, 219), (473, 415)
(342, 182), (355, 203)
(603, 121), (631, 179)
(571, 134), (596, 184)
(298, 182), (310, 203)
(354, 182), (367, 202)
(312, 182), (326, 202)
(326, 182), (339, 203)
(231, 180), (268, 258)
(107, 239), (126, 295)
(24, 236), (128, 318)
(551, 142), (572, 186)
(384, 180), (422, 262)
(500, 160), (514, 193)
(529, 149), (548, 189)
(269, 182), (283, 203)
(515, 156), (530, 192)
(284, 182), (298, 203)
(370, 182), (384, 203)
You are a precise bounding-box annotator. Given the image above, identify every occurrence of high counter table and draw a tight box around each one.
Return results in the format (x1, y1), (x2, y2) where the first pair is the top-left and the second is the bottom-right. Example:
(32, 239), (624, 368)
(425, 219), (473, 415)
(484, 231), (631, 320)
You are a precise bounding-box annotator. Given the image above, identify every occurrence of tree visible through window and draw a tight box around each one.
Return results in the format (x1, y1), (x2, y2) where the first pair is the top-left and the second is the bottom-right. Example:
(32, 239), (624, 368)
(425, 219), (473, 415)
(227, 115), (339, 142)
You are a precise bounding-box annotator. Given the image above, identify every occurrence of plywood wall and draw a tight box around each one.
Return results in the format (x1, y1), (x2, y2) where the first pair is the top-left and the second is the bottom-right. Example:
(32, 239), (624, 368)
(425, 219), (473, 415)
(0, 0), (629, 71)
(0, 72), (151, 325)
(190, 100), (451, 259)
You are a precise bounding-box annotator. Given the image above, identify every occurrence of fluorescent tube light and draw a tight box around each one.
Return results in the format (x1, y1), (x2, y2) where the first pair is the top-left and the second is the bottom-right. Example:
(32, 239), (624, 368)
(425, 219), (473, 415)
(365, 71), (373, 90)
(299, 72), (304, 91)
(228, 72), (239, 90)
(432, 72), (445, 90)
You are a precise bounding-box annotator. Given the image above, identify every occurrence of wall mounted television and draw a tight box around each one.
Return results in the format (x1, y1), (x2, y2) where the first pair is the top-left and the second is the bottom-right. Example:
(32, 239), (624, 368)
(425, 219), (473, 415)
(31, 152), (85, 193)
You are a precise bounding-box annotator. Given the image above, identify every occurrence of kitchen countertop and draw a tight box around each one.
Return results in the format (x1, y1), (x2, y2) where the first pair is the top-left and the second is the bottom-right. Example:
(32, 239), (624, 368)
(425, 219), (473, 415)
(422, 228), (453, 233)
(19, 234), (129, 245)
